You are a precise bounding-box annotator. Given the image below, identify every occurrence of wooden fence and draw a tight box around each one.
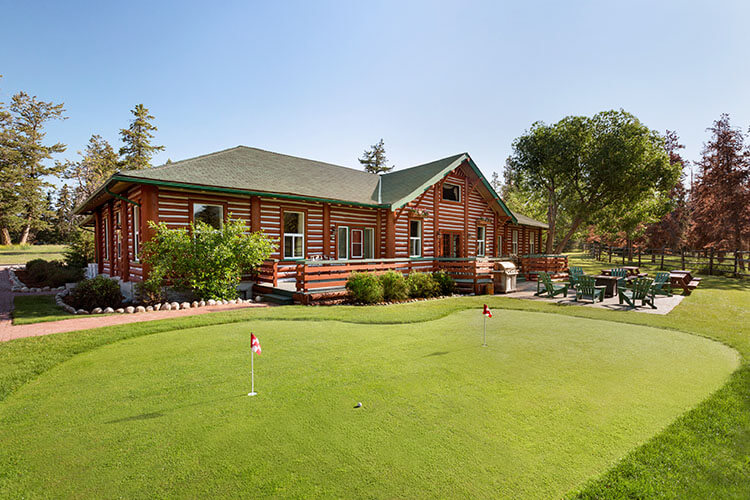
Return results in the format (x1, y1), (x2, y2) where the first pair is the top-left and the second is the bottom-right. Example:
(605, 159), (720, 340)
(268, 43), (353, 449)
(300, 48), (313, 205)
(585, 243), (750, 278)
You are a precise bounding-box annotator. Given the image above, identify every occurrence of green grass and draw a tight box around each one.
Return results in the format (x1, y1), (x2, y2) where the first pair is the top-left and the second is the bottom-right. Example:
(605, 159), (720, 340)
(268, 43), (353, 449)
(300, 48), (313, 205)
(12, 295), (71, 325)
(0, 310), (737, 498)
(0, 244), (66, 265)
(0, 253), (747, 498)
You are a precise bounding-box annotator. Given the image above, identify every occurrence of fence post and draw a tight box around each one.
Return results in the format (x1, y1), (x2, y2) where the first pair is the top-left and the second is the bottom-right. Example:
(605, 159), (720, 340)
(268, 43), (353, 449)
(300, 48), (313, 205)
(608, 246), (612, 263)
(660, 247), (664, 270)
(638, 248), (641, 267)
(734, 251), (739, 278)
(709, 248), (714, 276)
(622, 248), (625, 265)
(681, 248), (685, 270)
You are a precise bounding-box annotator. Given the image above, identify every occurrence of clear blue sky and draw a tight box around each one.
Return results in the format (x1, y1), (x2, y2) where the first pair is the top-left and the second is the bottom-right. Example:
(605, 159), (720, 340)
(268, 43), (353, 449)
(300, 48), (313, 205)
(2, 0), (749, 184)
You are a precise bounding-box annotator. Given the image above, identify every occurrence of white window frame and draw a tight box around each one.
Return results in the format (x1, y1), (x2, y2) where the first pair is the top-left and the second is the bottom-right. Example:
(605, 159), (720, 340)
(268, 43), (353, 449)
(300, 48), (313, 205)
(512, 229), (519, 255)
(338, 226), (349, 260)
(442, 183), (461, 202)
(409, 220), (422, 258)
(351, 228), (364, 259)
(477, 225), (486, 257)
(104, 217), (110, 260)
(133, 206), (140, 262)
(364, 227), (374, 259)
(283, 211), (305, 259)
(529, 231), (535, 255)
(193, 203), (224, 230)
(497, 235), (503, 257)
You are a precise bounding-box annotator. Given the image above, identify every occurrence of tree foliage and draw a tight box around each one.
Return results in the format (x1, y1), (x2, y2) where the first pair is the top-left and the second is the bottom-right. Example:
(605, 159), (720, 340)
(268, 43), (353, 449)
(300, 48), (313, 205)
(119, 104), (164, 170)
(359, 138), (393, 173)
(66, 134), (119, 202)
(507, 110), (678, 253)
(141, 218), (276, 300)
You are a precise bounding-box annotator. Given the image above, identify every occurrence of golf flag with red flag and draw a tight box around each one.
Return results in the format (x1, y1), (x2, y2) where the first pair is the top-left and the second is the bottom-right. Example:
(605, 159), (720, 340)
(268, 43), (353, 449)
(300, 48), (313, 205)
(483, 304), (492, 318)
(251, 333), (262, 355)
(248, 333), (261, 396)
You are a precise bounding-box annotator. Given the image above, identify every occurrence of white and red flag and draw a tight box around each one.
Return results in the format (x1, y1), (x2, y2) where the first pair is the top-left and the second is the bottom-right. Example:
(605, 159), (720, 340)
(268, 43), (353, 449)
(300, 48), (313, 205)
(251, 333), (262, 355)
(483, 304), (492, 318)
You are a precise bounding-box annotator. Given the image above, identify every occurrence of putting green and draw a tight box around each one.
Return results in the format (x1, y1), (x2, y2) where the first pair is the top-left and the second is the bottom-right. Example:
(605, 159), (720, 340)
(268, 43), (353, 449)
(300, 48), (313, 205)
(0, 310), (738, 498)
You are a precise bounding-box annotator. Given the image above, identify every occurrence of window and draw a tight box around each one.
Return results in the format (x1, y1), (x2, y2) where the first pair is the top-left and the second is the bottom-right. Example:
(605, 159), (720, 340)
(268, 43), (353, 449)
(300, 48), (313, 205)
(363, 228), (374, 259)
(283, 211), (305, 259)
(351, 229), (363, 258)
(104, 217), (110, 260)
(529, 231), (535, 255)
(338, 226), (349, 259)
(497, 235), (503, 257)
(409, 220), (422, 257)
(512, 229), (519, 255)
(477, 226), (486, 257)
(442, 183), (461, 202)
(193, 203), (224, 229)
(133, 206), (140, 262)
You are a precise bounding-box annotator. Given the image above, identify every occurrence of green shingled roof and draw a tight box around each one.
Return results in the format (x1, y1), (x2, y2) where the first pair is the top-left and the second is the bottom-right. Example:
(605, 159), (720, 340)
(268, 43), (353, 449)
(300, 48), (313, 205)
(379, 153), (465, 205)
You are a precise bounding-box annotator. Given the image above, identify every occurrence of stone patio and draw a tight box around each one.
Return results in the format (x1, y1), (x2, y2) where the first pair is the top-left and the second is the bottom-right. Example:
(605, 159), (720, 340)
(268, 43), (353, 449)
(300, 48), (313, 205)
(507, 280), (684, 315)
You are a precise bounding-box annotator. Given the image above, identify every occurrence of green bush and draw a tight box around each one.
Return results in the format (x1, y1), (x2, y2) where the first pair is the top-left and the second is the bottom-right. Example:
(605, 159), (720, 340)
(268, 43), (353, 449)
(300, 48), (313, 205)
(68, 276), (124, 310)
(25, 259), (50, 281)
(379, 271), (408, 302)
(24, 259), (83, 287)
(64, 230), (95, 269)
(406, 272), (439, 298)
(431, 271), (456, 296)
(135, 274), (165, 305)
(346, 272), (384, 304)
(141, 219), (276, 301)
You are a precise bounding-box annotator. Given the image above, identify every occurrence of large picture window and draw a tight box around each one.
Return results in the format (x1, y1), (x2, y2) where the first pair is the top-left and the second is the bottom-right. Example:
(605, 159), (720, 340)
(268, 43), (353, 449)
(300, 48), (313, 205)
(133, 206), (140, 262)
(193, 203), (224, 229)
(529, 231), (535, 255)
(477, 225), (486, 257)
(512, 229), (519, 255)
(497, 235), (503, 257)
(283, 211), (305, 259)
(338, 226), (349, 259)
(409, 220), (422, 257)
(363, 228), (374, 259)
(442, 183), (461, 202)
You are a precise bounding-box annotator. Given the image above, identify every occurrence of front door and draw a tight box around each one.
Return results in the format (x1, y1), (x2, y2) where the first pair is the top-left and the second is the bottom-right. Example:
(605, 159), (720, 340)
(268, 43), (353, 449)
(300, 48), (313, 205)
(442, 233), (461, 258)
(350, 229), (363, 259)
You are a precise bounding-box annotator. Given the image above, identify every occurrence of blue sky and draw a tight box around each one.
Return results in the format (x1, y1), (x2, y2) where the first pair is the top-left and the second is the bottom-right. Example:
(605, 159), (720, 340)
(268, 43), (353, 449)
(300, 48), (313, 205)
(2, 0), (749, 185)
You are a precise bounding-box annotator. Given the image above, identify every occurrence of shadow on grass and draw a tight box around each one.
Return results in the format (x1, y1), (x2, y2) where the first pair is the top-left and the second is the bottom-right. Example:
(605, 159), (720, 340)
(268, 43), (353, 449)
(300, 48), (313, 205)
(105, 393), (248, 425)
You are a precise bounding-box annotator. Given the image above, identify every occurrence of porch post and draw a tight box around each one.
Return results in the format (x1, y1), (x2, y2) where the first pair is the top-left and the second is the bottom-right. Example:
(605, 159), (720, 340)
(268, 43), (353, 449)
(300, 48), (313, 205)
(95, 210), (103, 274)
(375, 209), (382, 258)
(385, 210), (396, 258)
(120, 198), (130, 281)
(140, 184), (159, 280)
(250, 195), (261, 233)
(323, 203), (331, 257)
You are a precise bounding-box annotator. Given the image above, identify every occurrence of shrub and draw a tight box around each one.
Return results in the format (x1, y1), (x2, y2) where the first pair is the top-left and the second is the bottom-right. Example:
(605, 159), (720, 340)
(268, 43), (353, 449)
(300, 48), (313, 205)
(68, 276), (124, 310)
(135, 273), (165, 305)
(25, 259), (50, 281)
(346, 272), (384, 304)
(406, 272), (439, 298)
(24, 259), (84, 287)
(431, 270), (455, 296)
(48, 266), (84, 287)
(379, 271), (408, 302)
(141, 219), (276, 301)
(64, 230), (95, 269)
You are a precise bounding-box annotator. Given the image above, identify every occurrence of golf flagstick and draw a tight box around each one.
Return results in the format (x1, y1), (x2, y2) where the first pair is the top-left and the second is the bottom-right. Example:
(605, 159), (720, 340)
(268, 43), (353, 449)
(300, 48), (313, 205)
(482, 304), (492, 347)
(249, 333), (262, 396)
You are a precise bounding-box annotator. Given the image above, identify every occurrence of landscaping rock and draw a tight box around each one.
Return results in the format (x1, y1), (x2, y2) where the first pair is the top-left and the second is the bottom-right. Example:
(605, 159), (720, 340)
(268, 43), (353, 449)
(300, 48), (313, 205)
(180, 302), (191, 310)
(153, 303), (161, 311)
(136, 306), (146, 313)
(146, 306), (154, 312)
(125, 306), (135, 314)
(207, 299), (216, 306)
(42, 286), (51, 291)
(104, 307), (115, 313)
(199, 300), (206, 307)
(255, 296), (263, 302)
(76, 309), (88, 315)
(170, 302), (180, 310)
(115, 308), (125, 314)
(191, 301), (199, 308)
(91, 307), (103, 314)
(223, 299), (230, 305)
(163, 303), (172, 311)
(21, 287), (29, 293)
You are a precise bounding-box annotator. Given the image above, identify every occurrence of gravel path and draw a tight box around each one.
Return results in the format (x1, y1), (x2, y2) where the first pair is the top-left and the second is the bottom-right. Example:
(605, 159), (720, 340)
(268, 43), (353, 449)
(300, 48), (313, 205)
(0, 268), (270, 343)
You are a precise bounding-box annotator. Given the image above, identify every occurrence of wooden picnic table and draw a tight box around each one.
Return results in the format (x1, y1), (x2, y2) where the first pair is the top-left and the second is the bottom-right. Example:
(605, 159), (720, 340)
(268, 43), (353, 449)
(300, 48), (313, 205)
(593, 275), (619, 298)
(600, 266), (643, 277)
(669, 270), (701, 295)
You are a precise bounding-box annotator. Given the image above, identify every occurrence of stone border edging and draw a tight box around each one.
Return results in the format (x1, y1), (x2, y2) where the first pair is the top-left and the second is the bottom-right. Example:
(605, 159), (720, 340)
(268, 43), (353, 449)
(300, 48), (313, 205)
(8, 267), (65, 294)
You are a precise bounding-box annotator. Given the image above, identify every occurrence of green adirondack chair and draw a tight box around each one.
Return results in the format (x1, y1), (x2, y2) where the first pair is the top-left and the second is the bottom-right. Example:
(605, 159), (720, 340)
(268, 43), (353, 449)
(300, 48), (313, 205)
(575, 275), (605, 303)
(537, 271), (568, 298)
(568, 266), (584, 289)
(619, 277), (656, 309)
(651, 271), (672, 297)
(610, 268), (628, 291)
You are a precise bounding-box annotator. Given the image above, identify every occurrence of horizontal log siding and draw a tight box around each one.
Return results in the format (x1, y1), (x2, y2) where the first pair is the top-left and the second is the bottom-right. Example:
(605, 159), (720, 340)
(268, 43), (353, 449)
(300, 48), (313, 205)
(437, 172), (466, 234)
(158, 189), (251, 230)
(394, 185), (436, 258)
(330, 204), (378, 259)
(127, 186), (143, 281)
(467, 187), (495, 257)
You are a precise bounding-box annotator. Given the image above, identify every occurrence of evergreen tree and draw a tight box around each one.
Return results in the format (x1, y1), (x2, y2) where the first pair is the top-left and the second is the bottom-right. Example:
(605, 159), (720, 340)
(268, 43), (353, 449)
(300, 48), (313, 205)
(55, 183), (78, 242)
(0, 77), (22, 245)
(689, 114), (750, 253)
(6, 91), (67, 244)
(358, 138), (393, 173)
(66, 134), (119, 202)
(119, 104), (164, 170)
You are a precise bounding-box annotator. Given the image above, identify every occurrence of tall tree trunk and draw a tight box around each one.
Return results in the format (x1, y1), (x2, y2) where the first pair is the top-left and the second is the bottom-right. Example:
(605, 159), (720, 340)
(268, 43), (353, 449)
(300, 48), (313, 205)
(553, 216), (584, 254)
(18, 219), (31, 245)
(0, 227), (11, 245)
(545, 190), (557, 254)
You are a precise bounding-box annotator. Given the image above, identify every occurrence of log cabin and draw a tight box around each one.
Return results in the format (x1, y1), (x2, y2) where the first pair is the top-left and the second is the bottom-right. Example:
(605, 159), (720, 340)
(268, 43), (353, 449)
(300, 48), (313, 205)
(74, 146), (548, 303)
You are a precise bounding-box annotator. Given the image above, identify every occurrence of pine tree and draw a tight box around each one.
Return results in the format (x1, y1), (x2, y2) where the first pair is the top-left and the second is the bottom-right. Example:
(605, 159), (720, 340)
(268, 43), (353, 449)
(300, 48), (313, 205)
(0, 77), (22, 245)
(66, 134), (119, 202)
(119, 104), (164, 170)
(358, 138), (393, 173)
(644, 131), (690, 248)
(6, 91), (67, 244)
(689, 114), (750, 253)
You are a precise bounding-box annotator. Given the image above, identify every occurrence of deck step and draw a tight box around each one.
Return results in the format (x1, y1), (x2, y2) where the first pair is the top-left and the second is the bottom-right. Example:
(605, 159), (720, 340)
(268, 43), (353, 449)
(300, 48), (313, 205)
(261, 293), (295, 305)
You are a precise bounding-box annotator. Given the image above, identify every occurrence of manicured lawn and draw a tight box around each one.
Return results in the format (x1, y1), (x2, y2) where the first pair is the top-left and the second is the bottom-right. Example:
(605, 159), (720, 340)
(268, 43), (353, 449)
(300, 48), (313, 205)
(0, 309), (737, 498)
(0, 253), (747, 498)
(0, 244), (66, 265)
(12, 295), (71, 325)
